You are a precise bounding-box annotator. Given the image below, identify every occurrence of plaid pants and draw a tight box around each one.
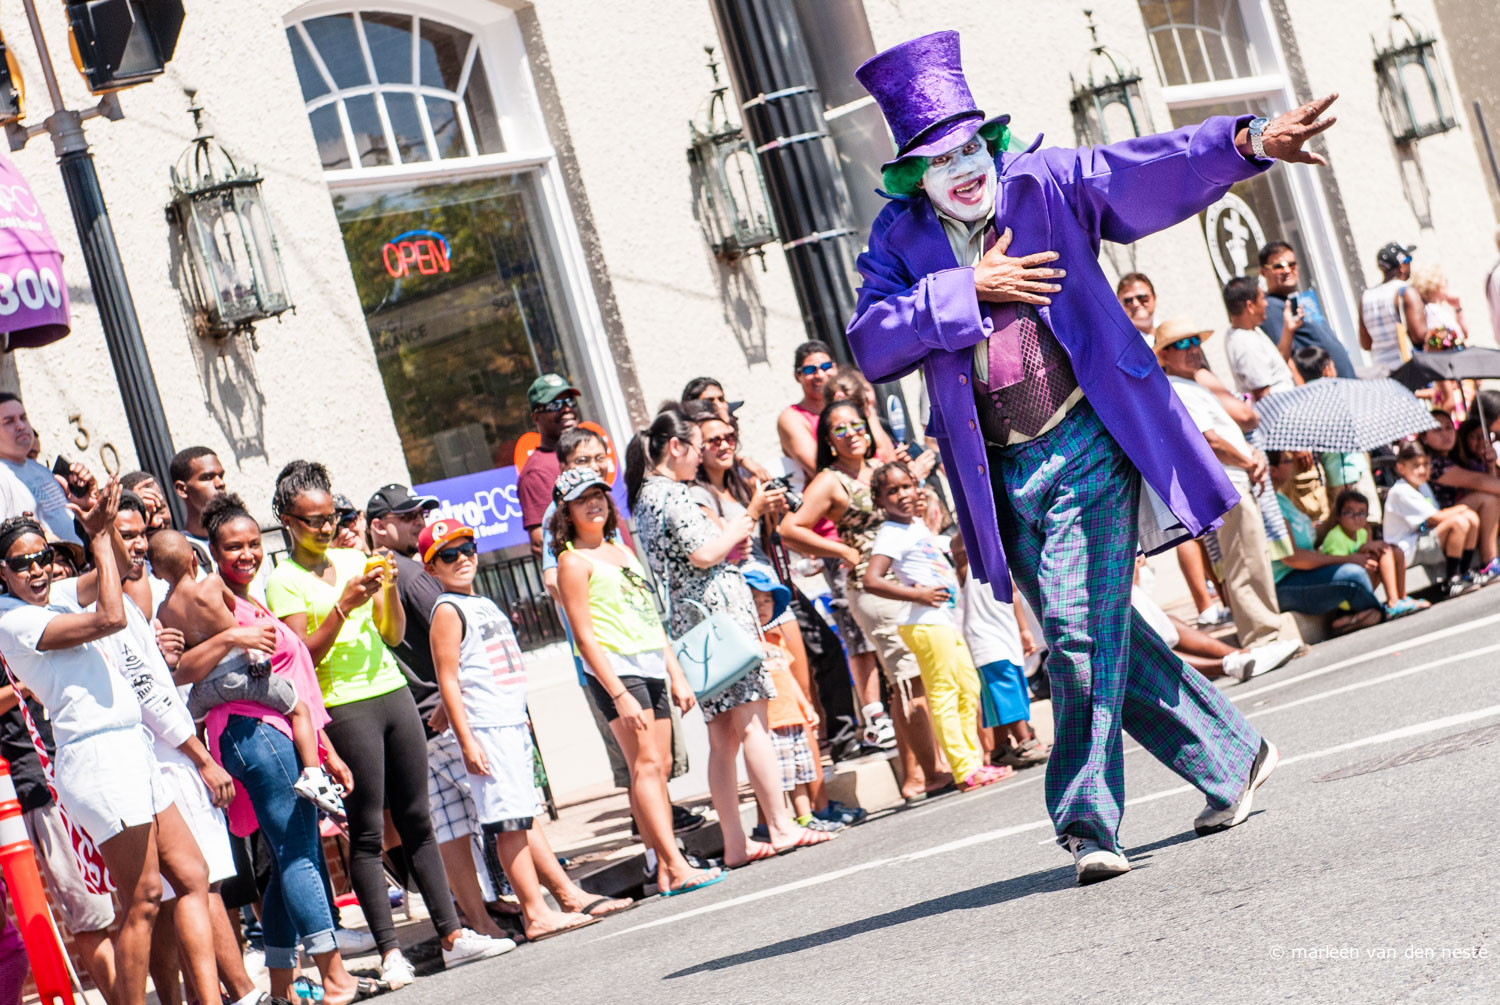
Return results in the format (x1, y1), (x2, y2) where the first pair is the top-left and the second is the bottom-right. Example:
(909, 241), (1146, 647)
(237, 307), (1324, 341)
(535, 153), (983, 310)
(990, 401), (1261, 852)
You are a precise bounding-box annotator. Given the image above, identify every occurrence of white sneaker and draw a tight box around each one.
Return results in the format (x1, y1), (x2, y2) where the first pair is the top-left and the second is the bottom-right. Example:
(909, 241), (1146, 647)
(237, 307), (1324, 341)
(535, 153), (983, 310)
(334, 926), (377, 956)
(293, 766), (346, 818)
(1195, 739), (1280, 835)
(441, 929), (516, 969)
(381, 948), (416, 989)
(1196, 603), (1233, 627)
(1246, 639), (1300, 676)
(1220, 650), (1257, 682)
(1064, 835), (1131, 885)
(863, 714), (897, 749)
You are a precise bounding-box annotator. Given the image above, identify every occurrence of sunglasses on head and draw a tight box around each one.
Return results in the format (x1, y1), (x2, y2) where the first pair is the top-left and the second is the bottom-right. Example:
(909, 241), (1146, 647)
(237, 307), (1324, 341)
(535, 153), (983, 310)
(534, 396), (577, 413)
(704, 432), (738, 450)
(436, 540), (477, 563)
(5, 547), (54, 573)
(620, 565), (653, 594)
(832, 420), (868, 439)
(1170, 335), (1202, 350)
(798, 361), (835, 377)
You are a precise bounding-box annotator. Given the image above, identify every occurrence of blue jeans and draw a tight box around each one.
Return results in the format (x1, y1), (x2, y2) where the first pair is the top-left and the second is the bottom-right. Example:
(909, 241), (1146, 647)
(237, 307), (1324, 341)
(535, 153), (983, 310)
(1274, 563), (1380, 616)
(218, 716), (336, 968)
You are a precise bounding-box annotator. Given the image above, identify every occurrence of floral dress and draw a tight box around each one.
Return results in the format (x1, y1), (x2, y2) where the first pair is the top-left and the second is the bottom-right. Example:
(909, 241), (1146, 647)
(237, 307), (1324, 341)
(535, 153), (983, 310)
(634, 475), (773, 719)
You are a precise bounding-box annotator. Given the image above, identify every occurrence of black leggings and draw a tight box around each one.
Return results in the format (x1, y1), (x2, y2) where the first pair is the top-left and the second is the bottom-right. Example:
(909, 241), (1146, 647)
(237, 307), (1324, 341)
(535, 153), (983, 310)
(323, 685), (459, 954)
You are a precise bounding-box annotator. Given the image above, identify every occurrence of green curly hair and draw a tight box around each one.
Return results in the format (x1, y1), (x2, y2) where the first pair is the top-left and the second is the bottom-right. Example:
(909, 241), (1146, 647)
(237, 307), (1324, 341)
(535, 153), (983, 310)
(882, 121), (1019, 198)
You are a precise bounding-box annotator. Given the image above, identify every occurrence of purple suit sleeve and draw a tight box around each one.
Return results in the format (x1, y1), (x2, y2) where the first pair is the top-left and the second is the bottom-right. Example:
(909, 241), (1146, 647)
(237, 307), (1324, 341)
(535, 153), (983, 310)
(847, 216), (990, 385)
(1036, 115), (1270, 246)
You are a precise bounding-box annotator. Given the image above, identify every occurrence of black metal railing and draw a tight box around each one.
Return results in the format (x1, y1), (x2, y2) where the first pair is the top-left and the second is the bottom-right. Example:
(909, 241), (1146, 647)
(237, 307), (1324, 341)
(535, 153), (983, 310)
(474, 554), (567, 651)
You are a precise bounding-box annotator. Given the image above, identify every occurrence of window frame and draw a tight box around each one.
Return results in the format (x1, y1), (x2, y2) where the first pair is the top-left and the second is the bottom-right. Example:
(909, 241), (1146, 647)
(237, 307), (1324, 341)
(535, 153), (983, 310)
(283, 0), (634, 463)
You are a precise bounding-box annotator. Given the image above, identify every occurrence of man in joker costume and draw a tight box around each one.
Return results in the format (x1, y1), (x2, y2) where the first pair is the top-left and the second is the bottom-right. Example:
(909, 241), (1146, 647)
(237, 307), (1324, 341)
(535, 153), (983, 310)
(848, 31), (1338, 884)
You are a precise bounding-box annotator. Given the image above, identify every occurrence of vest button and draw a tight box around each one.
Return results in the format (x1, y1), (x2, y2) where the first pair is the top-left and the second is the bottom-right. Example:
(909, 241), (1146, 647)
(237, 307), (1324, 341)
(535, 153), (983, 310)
(977, 464), (985, 475)
(958, 374), (967, 385)
(968, 419), (976, 430)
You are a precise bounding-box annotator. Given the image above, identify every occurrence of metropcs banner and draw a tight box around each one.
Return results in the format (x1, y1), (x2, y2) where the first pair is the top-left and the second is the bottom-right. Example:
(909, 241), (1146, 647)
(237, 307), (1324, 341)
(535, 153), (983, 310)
(414, 423), (628, 555)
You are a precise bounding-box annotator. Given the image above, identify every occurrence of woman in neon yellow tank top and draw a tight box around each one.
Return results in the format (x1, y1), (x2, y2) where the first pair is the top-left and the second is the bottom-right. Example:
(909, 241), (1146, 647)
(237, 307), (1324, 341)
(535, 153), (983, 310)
(265, 461), (509, 982)
(551, 467), (724, 897)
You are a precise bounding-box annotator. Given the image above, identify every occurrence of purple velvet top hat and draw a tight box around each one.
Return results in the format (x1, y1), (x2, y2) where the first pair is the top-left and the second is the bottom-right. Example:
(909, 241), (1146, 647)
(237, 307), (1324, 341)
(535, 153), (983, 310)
(856, 30), (1009, 170)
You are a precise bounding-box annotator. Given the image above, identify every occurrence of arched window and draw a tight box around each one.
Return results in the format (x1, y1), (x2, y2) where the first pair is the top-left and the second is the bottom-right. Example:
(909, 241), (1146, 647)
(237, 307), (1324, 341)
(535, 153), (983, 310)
(287, 11), (504, 170)
(1138, 0), (1257, 88)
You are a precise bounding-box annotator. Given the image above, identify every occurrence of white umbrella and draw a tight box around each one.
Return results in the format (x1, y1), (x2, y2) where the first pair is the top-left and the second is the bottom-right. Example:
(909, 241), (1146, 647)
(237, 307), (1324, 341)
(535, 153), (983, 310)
(1253, 378), (1437, 452)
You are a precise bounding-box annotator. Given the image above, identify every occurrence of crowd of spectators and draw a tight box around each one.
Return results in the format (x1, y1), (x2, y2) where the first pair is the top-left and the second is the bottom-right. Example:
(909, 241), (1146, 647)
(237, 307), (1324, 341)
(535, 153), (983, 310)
(0, 227), (1494, 1005)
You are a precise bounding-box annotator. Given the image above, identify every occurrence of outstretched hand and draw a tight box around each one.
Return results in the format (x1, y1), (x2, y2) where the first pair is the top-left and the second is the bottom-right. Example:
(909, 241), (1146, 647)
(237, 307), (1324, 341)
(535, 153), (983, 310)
(1246, 94), (1339, 166)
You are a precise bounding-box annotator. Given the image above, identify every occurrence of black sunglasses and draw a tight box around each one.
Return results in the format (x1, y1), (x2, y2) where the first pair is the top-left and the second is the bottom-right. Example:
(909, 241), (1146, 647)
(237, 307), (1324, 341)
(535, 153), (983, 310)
(798, 361), (835, 376)
(5, 547), (55, 573)
(337, 511), (359, 529)
(436, 540), (478, 563)
(287, 512), (337, 531)
(534, 396), (578, 413)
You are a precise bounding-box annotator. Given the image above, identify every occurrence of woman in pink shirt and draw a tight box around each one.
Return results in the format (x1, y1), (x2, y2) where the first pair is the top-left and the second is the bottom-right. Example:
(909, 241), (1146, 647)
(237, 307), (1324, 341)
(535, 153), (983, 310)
(178, 493), (375, 1005)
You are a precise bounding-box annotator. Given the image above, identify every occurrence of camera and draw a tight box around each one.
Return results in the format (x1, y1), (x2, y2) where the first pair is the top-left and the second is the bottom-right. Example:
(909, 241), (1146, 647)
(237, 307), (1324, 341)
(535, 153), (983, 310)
(765, 474), (803, 513)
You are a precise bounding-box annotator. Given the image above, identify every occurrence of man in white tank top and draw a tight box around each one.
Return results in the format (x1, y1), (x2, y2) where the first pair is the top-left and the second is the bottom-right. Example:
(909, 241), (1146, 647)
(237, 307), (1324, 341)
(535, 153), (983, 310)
(1359, 242), (1427, 372)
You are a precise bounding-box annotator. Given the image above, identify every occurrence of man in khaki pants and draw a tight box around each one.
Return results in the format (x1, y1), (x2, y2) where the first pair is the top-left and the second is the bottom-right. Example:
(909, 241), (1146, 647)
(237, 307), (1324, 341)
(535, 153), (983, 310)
(1155, 319), (1302, 666)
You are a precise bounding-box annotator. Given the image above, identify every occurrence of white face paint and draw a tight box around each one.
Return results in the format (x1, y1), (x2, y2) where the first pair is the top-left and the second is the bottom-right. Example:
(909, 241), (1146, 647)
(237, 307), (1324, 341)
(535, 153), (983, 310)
(921, 137), (996, 223)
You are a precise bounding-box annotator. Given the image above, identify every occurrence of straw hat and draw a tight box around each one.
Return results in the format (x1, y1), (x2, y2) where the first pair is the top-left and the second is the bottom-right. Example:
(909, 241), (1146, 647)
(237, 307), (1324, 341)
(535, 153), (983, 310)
(1151, 317), (1214, 354)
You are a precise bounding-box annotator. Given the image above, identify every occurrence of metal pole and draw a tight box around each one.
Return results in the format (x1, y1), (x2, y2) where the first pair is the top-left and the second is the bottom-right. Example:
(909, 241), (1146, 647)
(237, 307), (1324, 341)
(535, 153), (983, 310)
(1473, 100), (1500, 199)
(20, 0), (181, 523)
(707, 0), (915, 440)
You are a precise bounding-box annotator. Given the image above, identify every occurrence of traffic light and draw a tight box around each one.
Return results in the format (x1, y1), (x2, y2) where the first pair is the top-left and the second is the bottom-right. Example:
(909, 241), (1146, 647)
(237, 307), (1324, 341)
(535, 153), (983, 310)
(0, 36), (24, 124)
(65, 0), (184, 93)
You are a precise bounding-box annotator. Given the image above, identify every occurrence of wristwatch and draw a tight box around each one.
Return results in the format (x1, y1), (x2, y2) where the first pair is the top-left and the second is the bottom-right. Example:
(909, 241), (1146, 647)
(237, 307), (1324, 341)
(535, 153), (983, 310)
(1248, 116), (1270, 159)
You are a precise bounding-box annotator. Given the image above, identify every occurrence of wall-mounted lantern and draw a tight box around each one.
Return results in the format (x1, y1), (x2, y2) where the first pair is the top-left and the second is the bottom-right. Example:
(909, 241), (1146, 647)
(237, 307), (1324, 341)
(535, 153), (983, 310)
(687, 47), (776, 269)
(1373, 1), (1457, 145)
(167, 92), (292, 345)
(1069, 9), (1152, 146)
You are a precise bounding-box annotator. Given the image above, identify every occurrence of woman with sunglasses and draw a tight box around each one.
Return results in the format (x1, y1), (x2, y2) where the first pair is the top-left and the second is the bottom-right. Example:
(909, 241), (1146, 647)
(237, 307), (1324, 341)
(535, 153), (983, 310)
(626, 408), (831, 866)
(187, 492), (379, 1005)
(264, 461), (508, 987)
(779, 400), (944, 801)
(550, 468), (723, 897)
(777, 341), (838, 480)
(0, 484), (220, 1005)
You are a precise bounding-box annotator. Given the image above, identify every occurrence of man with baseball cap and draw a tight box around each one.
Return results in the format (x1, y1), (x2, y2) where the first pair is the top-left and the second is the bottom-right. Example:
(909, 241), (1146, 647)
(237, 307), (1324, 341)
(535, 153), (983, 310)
(366, 483), (515, 943)
(1155, 318), (1301, 674)
(1359, 241), (1426, 371)
(518, 374), (581, 558)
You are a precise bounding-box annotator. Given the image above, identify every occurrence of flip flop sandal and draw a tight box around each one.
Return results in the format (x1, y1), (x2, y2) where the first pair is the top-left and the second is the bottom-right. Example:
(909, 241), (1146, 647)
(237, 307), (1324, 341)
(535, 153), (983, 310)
(725, 842), (775, 869)
(775, 828), (837, 855)
(660, 870), (726, 897)
(526, 913), (602, 943)
(578, 896), (637, 917)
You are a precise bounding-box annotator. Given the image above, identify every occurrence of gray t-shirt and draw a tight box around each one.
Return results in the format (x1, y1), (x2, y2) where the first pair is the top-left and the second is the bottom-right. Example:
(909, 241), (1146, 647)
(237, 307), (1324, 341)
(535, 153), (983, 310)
(1, 458), (80, 544)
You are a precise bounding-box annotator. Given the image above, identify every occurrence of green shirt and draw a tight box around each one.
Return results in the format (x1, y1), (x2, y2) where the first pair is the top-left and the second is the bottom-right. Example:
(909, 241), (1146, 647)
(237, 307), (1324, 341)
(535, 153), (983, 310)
(266, 548), (405, 708)
(1319, 524), (1367, 557)
(1273, 493), (1316, 584)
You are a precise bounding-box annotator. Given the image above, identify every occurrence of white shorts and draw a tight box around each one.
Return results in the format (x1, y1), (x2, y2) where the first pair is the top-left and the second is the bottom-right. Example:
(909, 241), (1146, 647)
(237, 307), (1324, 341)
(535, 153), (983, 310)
(54, 726), (172, 846)
(156, 752), (237, 900)
(468, 723), (538, 827)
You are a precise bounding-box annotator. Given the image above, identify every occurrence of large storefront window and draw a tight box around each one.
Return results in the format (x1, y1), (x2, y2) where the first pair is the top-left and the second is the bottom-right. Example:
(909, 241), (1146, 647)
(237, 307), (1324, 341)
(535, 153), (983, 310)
(333, 175), (575, 484)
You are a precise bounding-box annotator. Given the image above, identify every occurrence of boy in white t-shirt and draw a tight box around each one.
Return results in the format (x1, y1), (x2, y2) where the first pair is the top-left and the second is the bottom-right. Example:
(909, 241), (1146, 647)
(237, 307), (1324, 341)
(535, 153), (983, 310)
(1383, 443), (1482, 598)
(862, 463), (1009, 792)
(426, 518), (623, 947)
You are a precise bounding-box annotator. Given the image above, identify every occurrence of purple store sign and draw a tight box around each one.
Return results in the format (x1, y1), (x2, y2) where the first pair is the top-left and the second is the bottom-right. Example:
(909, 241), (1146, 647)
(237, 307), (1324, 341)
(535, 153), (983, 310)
(416, 466), (630, 555)
(0, 149), (69, 349)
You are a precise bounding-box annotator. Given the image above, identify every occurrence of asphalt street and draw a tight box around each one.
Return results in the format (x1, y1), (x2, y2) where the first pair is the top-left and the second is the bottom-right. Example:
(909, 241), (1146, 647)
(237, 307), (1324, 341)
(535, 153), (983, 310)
(401, 588), (1500, 1004)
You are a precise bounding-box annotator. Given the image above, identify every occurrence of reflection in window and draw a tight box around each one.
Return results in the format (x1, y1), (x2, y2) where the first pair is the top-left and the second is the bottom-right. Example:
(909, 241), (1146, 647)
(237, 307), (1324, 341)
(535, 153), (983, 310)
(289, 12), (504, 168)
(332, 176), (576, 483)
(1138, 0), (1254, 88)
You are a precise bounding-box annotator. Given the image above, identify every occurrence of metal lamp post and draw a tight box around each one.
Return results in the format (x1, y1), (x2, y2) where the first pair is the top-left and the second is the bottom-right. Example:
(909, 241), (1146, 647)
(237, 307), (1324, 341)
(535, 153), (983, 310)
(1069, 9), (1152, 146)
(1373, 1), (1457, 146)
(687, 48), (777, 269)
(7, 0), (185, 523)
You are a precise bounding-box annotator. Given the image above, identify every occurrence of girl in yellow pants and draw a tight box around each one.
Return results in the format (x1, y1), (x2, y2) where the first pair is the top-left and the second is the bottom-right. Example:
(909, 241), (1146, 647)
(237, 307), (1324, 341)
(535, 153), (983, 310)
(863, 463), (1011, 791)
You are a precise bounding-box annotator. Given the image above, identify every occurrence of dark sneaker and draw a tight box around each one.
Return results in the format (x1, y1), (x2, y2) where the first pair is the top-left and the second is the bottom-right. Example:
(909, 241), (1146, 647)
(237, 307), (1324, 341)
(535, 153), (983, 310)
(994, 737), (1051, 768)
(813, 800), (867, 826)
(673, 805), (707, 834)
(1194, 738), (1281, 835)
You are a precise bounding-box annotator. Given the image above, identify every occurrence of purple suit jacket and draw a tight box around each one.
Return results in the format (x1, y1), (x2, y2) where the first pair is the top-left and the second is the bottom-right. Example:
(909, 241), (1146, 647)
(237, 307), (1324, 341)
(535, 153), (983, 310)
(847, 115), (1269, 600)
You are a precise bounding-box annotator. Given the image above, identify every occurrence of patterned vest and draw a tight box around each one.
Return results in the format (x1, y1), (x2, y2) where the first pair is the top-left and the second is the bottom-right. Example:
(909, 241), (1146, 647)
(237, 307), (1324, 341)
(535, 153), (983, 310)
(973, 302), (1079, 444)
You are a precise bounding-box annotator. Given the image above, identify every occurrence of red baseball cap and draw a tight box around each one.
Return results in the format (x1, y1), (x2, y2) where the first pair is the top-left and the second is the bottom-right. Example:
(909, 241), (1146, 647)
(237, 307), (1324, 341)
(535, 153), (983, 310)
(418, 518), (475, 562)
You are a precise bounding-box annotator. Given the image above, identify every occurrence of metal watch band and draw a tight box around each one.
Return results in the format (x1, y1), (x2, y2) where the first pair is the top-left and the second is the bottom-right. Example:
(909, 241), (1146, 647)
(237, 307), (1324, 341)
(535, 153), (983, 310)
(1249, 116), (1269, 159)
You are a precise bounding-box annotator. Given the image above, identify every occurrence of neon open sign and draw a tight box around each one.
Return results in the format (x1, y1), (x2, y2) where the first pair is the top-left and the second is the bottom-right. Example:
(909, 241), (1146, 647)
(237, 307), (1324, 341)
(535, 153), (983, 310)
(382, 230), (451, 278)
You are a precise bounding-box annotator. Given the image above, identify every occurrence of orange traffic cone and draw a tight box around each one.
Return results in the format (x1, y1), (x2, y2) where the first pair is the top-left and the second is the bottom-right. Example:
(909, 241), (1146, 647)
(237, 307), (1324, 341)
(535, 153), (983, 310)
(0, 757), (74, 1005)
